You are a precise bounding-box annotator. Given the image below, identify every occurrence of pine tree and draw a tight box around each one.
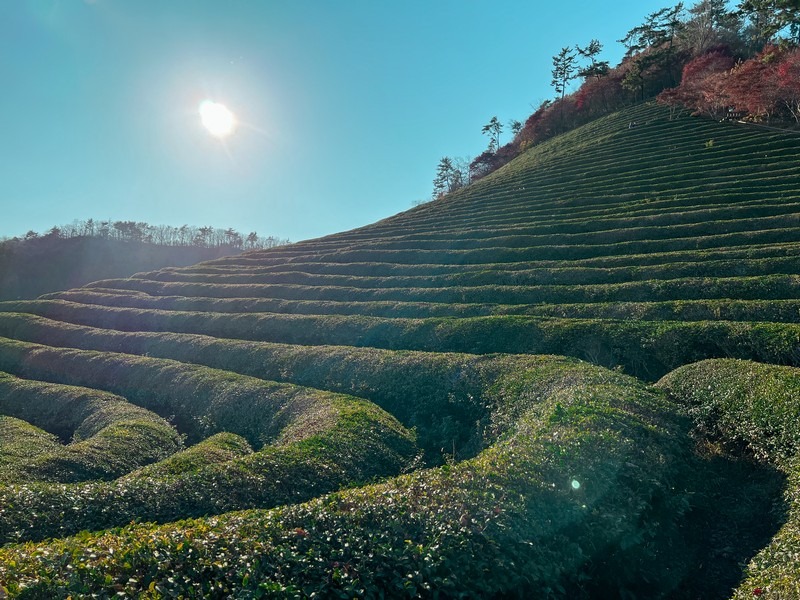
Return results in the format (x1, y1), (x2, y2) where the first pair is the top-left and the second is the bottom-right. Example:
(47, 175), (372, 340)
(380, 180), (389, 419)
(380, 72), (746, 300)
(551, 47), (578, 99)
(481, 117), (503, 153)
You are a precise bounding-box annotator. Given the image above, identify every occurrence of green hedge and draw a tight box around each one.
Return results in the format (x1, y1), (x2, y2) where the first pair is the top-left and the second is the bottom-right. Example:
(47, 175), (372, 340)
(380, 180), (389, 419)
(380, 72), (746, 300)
(66, 271), (800, 305)
(78, 225), (800, 270)
(0, 359), (697, 598)
(0, 339), (418, 546)
(2, 310), (800, 382)
(162, 241), (800, 277)
(40, 291), (800, 324)
(43, 290), (499, 318)
(658, 359), (800, 466)
(657, 359), (800, 599)
(0, 416), (62, 478)
(0, 324), (520, 462)
(129, 254), (800, 289)
(0, 371), (181, 483)
(515, 298), (800, 324)
(0, 335), (411, 450)
(0, 394), (417, 545)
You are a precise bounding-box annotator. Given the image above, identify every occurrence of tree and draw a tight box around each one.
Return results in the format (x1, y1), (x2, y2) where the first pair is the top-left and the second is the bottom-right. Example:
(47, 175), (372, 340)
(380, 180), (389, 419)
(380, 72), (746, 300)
(619, 4), (687, 99)
(224, 228), (243, 249)
(508, 119), (523, 136)
(432, 157), (464, 198)
(574, 69), (626, 116)
(682, 0), (740, 53)
(111, 221), (148, 242)
(723, 45), (782, 119)
(481, 117), (503, 153)
(469, 151), (498, 181)
(81, 218), (96, 237)
(515, 100), (555, 149)
(432, 156), (453, 198)
(657, 50), (735, 118)
(551, 46), (578, 99)
(739, 0), (800, 47)
(776, 48), (800, 122)
(452, 156), (473, 187)
(577, 39), (610, 79)
(193, 226), (214, 247)
(620, 4), (686, 55)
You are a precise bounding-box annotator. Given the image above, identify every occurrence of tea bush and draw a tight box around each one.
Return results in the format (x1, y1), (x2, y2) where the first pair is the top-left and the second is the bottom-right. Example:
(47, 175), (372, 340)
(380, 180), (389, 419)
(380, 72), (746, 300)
(0, 371), (181, 483)
(658, 359), (800, 598)
(0, 359), (696, 598)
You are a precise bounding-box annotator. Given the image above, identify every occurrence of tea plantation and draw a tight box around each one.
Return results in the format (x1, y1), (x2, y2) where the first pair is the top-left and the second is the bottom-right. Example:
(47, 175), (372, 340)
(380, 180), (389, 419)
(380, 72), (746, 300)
(1, 103), (800, 597)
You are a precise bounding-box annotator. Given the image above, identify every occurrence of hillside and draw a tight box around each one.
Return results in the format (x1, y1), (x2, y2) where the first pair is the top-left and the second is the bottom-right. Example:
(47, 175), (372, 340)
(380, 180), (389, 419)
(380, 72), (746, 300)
(0, 236), (243, 301)
(1, 102), (800, 597)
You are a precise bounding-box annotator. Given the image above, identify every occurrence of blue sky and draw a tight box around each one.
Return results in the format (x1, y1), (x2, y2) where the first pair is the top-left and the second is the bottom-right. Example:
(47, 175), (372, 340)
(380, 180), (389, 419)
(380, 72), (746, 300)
(0, 0), (672, 243)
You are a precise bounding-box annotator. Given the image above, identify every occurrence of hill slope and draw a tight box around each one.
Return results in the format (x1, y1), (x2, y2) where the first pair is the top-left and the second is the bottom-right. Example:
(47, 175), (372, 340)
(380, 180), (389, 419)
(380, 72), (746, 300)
(1, 103), (800, 597)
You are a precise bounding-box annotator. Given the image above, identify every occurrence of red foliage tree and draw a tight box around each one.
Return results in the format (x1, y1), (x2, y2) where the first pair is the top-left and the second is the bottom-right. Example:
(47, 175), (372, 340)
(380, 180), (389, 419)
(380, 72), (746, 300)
(469, 143), (519, 182)
(515, 96), (586, 152)
(658, 45), (800, 125)
(665, 49), (735, 119)
(722, 46), (782, 120)
(516, 103), (555, 151)
(574, 70), (626, 118)
(776, 48), (800, 122)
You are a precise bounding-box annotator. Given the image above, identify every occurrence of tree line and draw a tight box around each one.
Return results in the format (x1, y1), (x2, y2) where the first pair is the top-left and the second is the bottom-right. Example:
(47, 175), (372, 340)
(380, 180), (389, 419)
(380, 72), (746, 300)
(429, 0), (800, 200)
(5, 219), (289, 251)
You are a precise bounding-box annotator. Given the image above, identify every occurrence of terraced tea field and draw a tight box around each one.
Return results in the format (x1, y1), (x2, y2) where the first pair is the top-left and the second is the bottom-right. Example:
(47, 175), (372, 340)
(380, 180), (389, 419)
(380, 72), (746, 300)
(2, 103), (800, 597)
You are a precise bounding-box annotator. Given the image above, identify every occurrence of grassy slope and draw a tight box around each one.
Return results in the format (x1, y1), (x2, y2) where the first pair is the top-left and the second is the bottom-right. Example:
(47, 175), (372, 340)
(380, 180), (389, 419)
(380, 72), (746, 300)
(1, 103), (800, 597)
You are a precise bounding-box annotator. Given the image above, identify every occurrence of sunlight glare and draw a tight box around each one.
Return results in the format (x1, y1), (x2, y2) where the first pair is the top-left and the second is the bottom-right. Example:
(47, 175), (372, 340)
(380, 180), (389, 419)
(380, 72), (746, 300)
(199, 100), (237, 137)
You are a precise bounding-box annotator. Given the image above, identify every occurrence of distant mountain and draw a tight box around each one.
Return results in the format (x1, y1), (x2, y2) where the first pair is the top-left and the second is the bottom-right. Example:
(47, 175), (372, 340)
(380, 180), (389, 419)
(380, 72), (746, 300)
(0, 236), (242, 300)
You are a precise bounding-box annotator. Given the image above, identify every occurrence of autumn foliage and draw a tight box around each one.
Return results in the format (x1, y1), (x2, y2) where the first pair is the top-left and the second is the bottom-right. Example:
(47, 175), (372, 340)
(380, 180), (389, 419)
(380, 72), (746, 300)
(658, 49), (735, 118)
(658, 45), (800, 123)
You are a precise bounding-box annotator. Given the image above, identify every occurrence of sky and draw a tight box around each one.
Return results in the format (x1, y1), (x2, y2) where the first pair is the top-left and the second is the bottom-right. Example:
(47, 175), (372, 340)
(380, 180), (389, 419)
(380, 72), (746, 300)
(0, 0), (673, 243)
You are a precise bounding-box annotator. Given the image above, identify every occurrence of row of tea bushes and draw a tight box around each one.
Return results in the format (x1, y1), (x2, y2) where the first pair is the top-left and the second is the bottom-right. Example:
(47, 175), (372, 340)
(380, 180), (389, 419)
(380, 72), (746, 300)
(67, 272), (800, 304)
(3, 309), (800, 381)
(0, 371), (181, 483)
(0, 335), (356, 447)
(0, 317), (525, 462)
(128, 254), (800, 288)
(0, 358), (698, 597)
(0, 393), (417, 545)
(41, 289), (800, 324)
(171, 241), (800, 276)
(658, 359), (800, 598)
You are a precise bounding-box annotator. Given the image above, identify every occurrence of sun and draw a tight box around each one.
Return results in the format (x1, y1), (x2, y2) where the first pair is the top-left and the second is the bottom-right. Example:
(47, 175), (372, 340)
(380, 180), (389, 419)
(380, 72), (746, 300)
(199, 100), (237, 137)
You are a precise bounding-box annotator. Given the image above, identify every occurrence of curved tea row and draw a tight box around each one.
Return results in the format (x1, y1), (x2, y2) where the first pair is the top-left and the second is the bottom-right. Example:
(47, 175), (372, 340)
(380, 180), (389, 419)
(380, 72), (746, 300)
(0, 372), (181, 484)
(0, 357), (698, 597)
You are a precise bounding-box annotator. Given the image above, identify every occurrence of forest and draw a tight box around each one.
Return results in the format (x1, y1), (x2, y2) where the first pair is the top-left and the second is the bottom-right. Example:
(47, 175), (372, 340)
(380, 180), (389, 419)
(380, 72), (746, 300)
(3, 219), (289, 251)
(0, 220), (289, 300)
